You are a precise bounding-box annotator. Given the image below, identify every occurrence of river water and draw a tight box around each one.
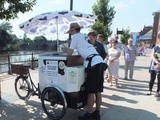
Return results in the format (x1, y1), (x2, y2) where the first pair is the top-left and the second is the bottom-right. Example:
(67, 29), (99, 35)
(0, 51), (42, 73)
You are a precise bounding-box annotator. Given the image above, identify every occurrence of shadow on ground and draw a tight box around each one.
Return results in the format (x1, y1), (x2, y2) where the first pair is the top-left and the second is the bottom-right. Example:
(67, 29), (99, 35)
(103, 78), (149, 96)
(0, 99), (49, 120)
(119, 65), (150, 71)
(0, 98), (87, 120)
(1, 98), (159, 120)
(100, 103), (160, 120)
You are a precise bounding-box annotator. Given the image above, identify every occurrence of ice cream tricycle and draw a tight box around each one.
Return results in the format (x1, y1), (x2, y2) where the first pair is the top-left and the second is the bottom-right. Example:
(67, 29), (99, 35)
(12, 53), (87, 120)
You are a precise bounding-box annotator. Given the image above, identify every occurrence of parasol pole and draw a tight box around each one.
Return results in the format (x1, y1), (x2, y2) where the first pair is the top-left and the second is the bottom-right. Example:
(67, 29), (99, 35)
(68, 0), (73, 44)
(70, 0), (73, 10)
(56, 17), (59, 52)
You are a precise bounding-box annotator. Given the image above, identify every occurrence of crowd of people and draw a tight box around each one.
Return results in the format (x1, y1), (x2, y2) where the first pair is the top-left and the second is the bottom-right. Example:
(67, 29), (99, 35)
(62, 22), (160, 120)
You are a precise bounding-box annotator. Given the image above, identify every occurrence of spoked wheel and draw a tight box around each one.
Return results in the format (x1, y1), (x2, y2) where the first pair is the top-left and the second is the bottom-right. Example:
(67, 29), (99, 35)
(41, 87), (67, 120)
(15, 76), (31, 100)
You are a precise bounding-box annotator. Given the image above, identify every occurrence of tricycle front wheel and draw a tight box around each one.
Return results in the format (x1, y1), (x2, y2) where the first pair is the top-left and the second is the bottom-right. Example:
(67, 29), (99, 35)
(41, 87), (67, 120)
(15, 76), (31, 100)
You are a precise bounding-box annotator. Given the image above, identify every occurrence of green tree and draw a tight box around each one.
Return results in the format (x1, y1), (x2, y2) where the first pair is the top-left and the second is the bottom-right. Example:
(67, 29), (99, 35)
(18, 33), (32, 44)
(23, 33), (27, 42)
(0, 22), (25, 50)
(0, 0), (36, 20)
(6, 34), (21, 50)
(0, 29), (12, 50)
(120, 28), (131, 45)
(0, 22), (13, 33)
(0, 22), (12, 49)
(92, 0), (116, 42)
(34, 36), (47, 42)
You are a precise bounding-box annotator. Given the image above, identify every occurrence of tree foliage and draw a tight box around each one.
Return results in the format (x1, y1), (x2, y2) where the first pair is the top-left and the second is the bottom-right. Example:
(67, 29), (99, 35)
(6, 35), (20, 50)
(92, 0), (116, 42)
(0, 22), (20, 50)
(0, 22), (13, 33)
(0, 0), (36, 20)
(0, 29), (12, 50)
(34, 36), (47, 42)
(120, 28), (131, 45)
(0, 21), (52, 51)
(22, 33), (32, 43)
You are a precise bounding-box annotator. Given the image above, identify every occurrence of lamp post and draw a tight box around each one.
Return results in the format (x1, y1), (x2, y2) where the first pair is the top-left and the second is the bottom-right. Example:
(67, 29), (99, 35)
(70, 0), (73, 10)
(68, 0), (73, 42)
(116, 28), (124, 34)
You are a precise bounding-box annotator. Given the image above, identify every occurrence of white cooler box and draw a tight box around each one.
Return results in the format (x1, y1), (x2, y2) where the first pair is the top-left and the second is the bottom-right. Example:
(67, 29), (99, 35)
(38, 53), (85, 92)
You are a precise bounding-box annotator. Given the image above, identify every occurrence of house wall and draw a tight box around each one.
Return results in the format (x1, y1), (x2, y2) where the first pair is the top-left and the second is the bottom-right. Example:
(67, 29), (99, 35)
(152, 11), (160, 45)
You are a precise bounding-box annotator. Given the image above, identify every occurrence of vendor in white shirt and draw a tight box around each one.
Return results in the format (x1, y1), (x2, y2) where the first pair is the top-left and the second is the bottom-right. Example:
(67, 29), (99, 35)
(63, 22), (106, 120)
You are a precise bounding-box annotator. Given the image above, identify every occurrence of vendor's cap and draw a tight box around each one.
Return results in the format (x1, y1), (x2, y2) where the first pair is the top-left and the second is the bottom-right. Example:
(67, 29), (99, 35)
(97, 34), (104, 38)
(88, 31), (97, 36)
(67, 23), (83, 33)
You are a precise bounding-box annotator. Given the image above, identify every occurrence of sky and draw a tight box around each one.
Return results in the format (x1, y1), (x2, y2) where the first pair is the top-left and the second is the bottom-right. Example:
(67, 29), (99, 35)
(2, 0), (160, 40)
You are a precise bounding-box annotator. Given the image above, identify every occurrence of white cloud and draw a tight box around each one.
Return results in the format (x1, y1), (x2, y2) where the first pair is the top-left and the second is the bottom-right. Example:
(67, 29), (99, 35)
(114, 2), (128, 10)
(114, 0), (136, 10)
(130, 0), (137, 4)
(48, 0), (65, 5)
(157, 0), (160, 3)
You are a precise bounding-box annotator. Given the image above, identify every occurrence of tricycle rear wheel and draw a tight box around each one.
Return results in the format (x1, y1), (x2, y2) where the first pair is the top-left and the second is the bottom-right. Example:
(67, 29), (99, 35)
(41, 87), (67, 120)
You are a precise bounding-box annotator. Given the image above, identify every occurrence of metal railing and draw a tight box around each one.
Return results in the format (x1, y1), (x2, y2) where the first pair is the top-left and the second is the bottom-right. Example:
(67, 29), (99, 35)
(0, 51), (44, 100)
(0, 52), (41, 74)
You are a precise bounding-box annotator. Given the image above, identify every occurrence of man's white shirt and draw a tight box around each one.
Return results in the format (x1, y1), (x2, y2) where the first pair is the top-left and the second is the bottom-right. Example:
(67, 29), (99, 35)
(69, 32), (103, 67)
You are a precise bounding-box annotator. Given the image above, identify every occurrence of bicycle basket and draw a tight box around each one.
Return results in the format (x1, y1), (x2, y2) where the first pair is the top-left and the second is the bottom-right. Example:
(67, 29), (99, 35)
(11, 63), (29, 75)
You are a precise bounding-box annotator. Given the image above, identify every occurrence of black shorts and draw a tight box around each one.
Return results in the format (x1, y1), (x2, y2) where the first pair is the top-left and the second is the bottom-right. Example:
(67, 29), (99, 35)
(85, 63), (104, 93)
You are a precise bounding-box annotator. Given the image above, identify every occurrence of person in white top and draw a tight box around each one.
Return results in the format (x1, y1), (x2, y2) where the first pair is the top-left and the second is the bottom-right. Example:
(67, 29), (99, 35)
(63, 23), (107, 120)
(106, 37), (113, 49)
(108, 38), (121, 87)
(105, 37), (114, 79)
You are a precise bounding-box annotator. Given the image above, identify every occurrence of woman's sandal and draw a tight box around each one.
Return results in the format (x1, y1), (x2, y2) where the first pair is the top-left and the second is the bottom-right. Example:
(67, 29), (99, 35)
(107, 79), (111, 83)
(147, 92), (152, 96)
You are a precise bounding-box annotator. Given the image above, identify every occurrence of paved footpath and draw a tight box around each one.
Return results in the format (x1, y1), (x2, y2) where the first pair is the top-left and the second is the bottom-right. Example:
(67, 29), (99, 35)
(0, 56), (160, 120)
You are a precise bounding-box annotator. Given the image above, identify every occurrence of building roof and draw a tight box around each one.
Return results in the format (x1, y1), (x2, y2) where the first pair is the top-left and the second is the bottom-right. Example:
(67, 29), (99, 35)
(139, 29), (152, 40)
(139, 26), (153, 36)
(152, 10), (160, 15)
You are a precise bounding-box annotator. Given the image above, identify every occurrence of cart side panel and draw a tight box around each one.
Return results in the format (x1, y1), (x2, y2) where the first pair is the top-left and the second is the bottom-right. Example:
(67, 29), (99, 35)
(66, 67), (85, 92)
(38, 54), (85, 92)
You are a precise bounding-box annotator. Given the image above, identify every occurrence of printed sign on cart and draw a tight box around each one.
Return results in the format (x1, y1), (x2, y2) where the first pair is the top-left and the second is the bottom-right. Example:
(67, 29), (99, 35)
(68, 70), (77, 84)
(46, 61), (58, 84)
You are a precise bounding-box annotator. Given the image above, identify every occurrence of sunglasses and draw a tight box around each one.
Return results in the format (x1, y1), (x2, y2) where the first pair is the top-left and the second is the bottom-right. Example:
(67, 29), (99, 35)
(111, 41), (118, 44)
